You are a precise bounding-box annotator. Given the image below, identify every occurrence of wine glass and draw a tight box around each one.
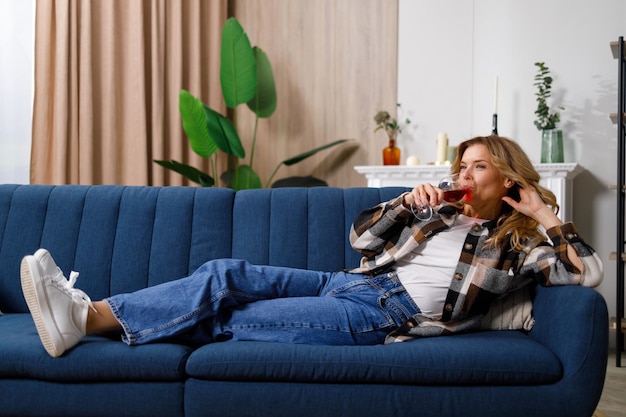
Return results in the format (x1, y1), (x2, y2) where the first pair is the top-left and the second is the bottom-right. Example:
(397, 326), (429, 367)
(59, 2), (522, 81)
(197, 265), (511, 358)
(410, 173), (471, 221)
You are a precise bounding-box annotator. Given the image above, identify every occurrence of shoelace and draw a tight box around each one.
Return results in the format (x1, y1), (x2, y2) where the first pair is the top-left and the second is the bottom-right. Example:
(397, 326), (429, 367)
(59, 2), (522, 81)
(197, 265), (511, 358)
(51, 268), (97, 312)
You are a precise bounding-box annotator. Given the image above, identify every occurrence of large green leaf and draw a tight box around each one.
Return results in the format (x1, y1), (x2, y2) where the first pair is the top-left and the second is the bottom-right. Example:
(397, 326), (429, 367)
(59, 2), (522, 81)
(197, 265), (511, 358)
(179, 90), (218, 158)
(220, 165), (262, 190)
(247, 47), (277, 118)
(281, 139), (350, 166)
(221, 18), (257, 108)
(265, 139), (351, 187)
(234, 165), (262, 190)
(217, 113), (246, 158)
(271, 176), (328, 188)
(203, 106), (245, 158)
(154, 160), (215, 186)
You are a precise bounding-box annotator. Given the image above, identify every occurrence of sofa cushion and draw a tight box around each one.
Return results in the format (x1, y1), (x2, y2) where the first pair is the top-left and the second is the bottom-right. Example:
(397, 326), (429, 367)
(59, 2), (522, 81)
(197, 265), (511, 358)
(0, 185), (236, 314)
(231, 187), (408, 271)
(185, 330), (562, 385)
(1, 380), (185, 417)
(480, 285), (535, 331)
(0, 314), (192, 381)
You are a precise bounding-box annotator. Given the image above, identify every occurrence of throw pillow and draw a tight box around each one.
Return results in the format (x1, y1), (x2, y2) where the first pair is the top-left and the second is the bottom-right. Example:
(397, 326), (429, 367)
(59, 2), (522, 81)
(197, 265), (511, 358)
(480, 285), (535, 331)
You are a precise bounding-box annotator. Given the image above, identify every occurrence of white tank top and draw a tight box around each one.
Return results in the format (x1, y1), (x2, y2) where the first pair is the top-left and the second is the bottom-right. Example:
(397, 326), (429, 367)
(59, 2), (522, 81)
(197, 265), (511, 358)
(394, 215), (485, 319)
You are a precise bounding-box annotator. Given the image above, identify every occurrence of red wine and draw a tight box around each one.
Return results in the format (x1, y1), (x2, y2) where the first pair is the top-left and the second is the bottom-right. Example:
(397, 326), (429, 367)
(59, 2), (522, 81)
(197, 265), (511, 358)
(443, 189), (470, 203)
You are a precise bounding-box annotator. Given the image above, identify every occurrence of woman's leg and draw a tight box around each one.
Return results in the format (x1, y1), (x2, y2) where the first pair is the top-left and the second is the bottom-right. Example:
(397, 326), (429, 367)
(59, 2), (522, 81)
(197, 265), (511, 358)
(23, 247), (418, 355)
(187, 271), (420, 346)
(105, 258), (337, 345)
(87, 301), (121, 333)
(21, 251), (334, 356)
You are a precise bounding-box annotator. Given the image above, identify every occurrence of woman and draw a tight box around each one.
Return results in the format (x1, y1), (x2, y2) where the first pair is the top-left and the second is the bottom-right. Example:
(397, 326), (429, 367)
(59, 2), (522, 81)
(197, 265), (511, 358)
(21, 136), (603, 357)
(351, 135), (602, 340)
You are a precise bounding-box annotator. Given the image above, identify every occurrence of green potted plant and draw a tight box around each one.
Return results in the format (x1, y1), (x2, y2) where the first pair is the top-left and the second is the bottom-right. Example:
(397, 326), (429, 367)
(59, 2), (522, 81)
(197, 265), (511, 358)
(374, 103), (410, 165)
(533, 62), (564, 163)
(155, 17), (348, 189)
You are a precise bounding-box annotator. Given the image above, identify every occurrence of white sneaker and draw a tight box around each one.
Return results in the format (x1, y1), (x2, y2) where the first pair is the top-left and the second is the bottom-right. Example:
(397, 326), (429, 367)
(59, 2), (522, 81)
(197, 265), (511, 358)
(20, 249), (96, 357)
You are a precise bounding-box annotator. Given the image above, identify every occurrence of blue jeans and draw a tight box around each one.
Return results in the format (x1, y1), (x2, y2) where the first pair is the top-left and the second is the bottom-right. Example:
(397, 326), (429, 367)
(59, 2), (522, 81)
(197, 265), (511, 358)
(106, 259), (419, 346)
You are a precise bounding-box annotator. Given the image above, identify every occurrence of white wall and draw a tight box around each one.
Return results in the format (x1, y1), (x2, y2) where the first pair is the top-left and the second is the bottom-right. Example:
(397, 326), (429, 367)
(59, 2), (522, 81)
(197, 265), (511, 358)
(0, 0), (34, 184)
(399, 0), (626, 341)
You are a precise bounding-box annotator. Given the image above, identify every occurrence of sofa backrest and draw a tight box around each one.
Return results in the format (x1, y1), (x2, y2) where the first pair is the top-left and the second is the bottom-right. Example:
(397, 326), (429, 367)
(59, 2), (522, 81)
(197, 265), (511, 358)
(0, 184), (406, 313)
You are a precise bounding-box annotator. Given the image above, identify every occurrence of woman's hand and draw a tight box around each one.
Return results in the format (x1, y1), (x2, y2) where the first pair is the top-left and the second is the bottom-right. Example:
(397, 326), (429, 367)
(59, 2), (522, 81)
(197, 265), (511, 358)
(502, 186), (562, 229)
(504, 185), (585, 272)
(403, 183), (444, 208)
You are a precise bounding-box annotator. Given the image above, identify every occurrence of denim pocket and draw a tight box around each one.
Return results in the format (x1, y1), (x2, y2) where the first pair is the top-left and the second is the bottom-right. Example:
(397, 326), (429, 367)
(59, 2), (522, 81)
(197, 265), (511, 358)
(325, 279), (372, 297)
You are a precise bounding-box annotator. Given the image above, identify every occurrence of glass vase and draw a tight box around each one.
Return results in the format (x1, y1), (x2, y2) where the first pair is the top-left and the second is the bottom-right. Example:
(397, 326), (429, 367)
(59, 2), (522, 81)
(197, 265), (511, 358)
(541, 129), (564, 163)
(383, 139), (401, 165)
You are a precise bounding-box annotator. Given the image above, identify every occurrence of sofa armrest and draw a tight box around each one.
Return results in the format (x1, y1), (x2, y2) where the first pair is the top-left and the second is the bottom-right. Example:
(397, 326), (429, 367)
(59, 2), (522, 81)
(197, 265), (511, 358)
(529, 284), (608, 387)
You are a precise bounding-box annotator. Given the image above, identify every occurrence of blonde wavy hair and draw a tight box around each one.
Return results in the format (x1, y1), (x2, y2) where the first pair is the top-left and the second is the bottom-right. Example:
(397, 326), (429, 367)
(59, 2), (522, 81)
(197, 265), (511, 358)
(450, 135), (558, 251)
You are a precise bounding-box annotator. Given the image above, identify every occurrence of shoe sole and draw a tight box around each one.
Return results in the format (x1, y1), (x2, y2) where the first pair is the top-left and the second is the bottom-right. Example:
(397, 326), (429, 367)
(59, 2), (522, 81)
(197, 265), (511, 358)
(21, 256), (62, 357)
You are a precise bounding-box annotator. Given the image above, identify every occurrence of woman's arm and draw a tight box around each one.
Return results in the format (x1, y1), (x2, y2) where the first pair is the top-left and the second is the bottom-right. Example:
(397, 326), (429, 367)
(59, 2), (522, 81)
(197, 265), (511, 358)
(505, 187), (603, 287)
(349, 193), (412, 257)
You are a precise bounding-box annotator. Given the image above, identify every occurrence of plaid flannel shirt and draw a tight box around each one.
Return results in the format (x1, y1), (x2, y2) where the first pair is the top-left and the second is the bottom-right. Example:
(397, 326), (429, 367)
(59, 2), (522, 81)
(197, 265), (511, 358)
(348, 193), (604, 343)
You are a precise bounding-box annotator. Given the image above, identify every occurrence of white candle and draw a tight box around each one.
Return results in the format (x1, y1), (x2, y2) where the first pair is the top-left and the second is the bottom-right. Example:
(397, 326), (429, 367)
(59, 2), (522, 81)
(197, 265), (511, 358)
(436, 132), (448, 164)
(494, 76), (499, 114)
(406, 155), (420, 166)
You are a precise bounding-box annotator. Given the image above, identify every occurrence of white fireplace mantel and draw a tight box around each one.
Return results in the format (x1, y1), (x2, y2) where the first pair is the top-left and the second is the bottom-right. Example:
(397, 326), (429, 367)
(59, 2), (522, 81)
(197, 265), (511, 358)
(354, 163), (584, 222)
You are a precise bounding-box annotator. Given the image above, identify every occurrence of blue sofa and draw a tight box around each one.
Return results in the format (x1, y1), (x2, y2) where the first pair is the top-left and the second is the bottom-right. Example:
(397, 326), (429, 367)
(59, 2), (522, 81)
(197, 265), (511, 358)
(0, 184), (608, 417)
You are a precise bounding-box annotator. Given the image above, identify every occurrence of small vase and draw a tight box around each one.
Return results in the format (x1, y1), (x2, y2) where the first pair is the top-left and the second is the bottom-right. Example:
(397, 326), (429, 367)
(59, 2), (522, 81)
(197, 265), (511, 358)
(541, 129), (564, 163)
(383, 139), (401, 165)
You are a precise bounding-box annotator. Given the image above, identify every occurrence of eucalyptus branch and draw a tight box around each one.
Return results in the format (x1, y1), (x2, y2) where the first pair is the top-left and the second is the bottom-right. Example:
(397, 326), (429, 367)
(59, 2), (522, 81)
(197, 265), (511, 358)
(533, 62), (563, 130)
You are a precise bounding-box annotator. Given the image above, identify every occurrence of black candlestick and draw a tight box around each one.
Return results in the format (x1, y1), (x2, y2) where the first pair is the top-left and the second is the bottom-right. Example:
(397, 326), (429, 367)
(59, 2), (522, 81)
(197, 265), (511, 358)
(491, 113), (498, 135)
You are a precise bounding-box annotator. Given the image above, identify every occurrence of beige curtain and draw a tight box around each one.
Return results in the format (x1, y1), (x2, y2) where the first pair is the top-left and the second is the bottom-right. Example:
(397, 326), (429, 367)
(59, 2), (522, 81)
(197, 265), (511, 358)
(31, 0), (227, 185)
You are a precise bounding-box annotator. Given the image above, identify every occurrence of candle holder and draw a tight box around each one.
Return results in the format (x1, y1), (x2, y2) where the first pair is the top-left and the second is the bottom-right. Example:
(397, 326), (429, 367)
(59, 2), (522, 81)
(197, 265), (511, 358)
(493, 76), (499, 135)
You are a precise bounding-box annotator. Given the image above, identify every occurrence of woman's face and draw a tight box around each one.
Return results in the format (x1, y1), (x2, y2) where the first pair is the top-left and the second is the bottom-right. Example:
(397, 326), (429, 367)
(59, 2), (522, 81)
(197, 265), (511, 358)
(458, 144), (509, 217)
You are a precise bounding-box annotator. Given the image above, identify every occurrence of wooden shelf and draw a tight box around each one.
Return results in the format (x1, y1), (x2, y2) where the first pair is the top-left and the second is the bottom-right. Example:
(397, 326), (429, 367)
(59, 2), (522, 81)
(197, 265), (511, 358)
(609, 252), (626, 261)
(611, 40), (625, 59)
(610, 317), (626, 332)
(609, 113), (626, 125)
(608, 185), (626, 191)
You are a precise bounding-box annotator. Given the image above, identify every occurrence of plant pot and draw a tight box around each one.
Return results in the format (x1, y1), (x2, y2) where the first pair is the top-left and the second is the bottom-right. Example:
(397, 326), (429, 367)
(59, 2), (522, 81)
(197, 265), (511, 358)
(383, 139), (401, 165)
(541, 129), (564, 163)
